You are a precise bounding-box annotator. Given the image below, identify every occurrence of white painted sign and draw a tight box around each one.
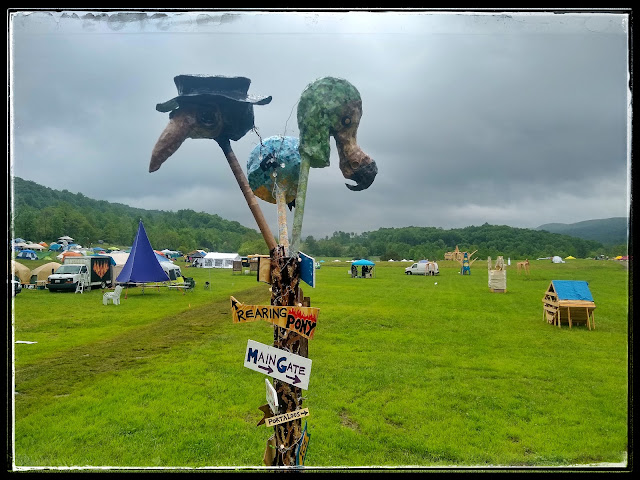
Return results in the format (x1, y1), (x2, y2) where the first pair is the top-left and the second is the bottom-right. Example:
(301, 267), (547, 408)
(244, 339), (312, 390)
(265, 378), (278, 414)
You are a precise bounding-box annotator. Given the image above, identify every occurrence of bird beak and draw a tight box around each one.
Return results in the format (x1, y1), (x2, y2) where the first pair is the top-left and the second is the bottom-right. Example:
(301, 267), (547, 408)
(149, 110), (197, 173)
(335, 131), (377, 191)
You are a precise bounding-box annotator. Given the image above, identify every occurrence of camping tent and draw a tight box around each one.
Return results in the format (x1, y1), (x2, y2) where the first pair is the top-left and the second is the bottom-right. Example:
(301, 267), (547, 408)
(186, 250), (207, 263)
(565, 256), (576, 260)
(200, 252), (241, 268)
(25, 243), (44, 251)
(551, 256), (565, 264)
(11, 260), (31, 284)
(106, 251), (130, 283)
(351, 259), (376, 278)
(58, 251), (82, 261)
(49, 243), (63, 251)
(30, 262), (63, 284)
(16, 250), (38, 260)
(116, 221), (170, 284)
(153, 251), (182, 279)
(159, 260), (183, 281)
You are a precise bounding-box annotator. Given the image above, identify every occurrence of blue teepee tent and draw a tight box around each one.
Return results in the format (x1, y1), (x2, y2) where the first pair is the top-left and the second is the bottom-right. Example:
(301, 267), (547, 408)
(116, 221), (170, 284)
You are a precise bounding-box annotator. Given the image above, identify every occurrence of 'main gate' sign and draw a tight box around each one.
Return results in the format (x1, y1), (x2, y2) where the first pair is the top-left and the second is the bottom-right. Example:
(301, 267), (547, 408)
(230, 296), (318, 339)
(244, 340), (312, 389)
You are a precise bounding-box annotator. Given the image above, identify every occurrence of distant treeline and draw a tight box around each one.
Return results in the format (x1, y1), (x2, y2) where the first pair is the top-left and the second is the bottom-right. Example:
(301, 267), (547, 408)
(11, 177), (624, 259)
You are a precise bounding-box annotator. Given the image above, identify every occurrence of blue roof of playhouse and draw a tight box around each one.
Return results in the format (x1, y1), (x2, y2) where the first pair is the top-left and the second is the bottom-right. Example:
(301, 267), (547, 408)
(551, 280), (594, 301)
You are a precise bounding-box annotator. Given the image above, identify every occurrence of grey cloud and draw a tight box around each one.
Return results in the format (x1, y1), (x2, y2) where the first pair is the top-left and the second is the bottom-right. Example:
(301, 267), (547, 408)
(9, 10), (630, 241)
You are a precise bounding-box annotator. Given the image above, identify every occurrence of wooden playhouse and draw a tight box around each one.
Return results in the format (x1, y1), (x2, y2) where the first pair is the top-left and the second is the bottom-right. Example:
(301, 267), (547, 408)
(542, 280), (596, 330)
(487, 256), (507, 293)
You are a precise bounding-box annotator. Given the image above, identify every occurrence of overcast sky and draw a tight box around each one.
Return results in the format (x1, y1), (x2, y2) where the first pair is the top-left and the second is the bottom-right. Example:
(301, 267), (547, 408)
(8, 9), (631, 241)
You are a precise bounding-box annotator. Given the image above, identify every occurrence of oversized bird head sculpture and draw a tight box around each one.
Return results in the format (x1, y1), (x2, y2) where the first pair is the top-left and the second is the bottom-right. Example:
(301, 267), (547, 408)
(149, 74), (272, 172)
(296, 76), (377, 191)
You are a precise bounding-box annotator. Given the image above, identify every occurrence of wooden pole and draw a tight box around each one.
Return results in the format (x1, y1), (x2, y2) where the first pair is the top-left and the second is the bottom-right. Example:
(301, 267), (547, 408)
(290, 156), (310, 255)
(275, 186), (290, 256)
(269, 246), (307, 466)
(216, 138), (277, 252)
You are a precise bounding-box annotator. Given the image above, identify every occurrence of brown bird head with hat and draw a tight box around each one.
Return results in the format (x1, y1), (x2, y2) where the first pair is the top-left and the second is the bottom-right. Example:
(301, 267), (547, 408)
(149, 74), (272, 172)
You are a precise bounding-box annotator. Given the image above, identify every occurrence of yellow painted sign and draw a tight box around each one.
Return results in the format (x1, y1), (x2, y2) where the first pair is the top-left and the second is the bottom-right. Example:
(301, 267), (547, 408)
(230, 296), (318, 339)
(264, 408), (310, 428)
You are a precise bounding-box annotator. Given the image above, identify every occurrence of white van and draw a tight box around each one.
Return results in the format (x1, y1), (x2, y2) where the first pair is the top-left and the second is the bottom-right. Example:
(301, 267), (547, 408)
(405, 261), (439, 276)
(47, 256), (113, 292)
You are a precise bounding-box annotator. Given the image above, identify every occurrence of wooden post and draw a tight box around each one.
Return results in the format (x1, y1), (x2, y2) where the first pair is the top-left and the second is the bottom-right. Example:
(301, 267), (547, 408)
(216, 138), (277, 252)
(269, 246), (308, 466)
(275, 186), (290, 256)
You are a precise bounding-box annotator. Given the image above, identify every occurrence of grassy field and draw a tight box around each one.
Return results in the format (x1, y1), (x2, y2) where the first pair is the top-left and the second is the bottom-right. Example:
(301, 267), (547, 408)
(9, 257), (629, 470)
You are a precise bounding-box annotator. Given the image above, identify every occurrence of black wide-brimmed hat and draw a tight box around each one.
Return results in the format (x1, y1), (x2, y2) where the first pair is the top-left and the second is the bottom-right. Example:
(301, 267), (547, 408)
(156, 74), (272, 113)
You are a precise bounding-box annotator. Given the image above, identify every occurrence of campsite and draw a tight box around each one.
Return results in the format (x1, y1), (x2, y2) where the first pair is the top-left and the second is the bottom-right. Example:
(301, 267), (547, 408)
(10, 255), (628, 468)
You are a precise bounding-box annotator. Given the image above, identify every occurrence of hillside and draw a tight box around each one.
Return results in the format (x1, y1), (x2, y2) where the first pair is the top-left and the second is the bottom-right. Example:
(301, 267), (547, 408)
(10, 177), (267, 254)
(536, 217), (628, 246)
(10, 177), (617, 260)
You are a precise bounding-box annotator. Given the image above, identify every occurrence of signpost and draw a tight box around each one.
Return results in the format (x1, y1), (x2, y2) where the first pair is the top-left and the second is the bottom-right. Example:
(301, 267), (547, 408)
(244, 339), (312, 390)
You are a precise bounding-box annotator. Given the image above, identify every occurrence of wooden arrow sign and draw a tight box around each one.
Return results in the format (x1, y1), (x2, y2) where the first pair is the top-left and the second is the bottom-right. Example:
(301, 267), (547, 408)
(230, 296), (318, 339)
(244, 339), (312, 390)
(264, 408), (310, 428)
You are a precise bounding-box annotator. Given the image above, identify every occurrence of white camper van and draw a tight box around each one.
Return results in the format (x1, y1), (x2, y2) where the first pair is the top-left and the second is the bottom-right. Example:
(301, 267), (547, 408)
(405, 261), (439, 276)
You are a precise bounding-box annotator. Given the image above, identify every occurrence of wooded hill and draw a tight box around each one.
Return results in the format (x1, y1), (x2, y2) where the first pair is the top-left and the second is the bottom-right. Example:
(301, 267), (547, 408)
(10, 177), (624, 260)
(536, 217), (628, 246)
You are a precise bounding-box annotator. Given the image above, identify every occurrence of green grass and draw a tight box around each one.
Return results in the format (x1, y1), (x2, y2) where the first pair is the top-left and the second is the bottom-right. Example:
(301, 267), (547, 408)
(10, 258), (629, 468)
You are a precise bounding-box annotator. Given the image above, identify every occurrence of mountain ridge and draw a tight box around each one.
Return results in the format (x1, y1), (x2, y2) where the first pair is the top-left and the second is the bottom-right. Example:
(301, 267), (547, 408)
(535, 217), (628, 246)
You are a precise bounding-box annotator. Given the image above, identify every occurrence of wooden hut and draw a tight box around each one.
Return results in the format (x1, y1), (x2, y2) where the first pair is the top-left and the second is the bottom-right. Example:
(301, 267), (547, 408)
(488, 256), (507, 293)
(542, 280), (596, 330)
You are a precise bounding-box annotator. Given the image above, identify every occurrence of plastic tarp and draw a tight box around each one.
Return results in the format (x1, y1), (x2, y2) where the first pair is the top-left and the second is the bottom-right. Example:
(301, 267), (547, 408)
(116, 221), (170, 283)
(551, 280), (594, 302)
(352, 259), (375, 266)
